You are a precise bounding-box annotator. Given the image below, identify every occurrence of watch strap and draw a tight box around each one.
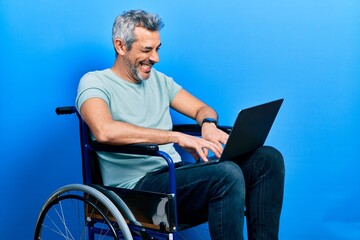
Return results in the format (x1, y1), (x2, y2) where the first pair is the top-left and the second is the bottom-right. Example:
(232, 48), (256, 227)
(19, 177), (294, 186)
(202, 117), (218, 126)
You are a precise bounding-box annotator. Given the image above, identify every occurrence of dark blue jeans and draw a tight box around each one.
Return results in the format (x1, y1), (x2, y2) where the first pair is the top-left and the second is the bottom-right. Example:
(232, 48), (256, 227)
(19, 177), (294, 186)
(134, 146), (285, 240)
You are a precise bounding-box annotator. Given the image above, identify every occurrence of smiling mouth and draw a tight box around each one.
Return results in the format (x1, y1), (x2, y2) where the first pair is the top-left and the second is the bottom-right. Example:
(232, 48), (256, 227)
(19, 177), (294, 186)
(140, 61), (154, 73)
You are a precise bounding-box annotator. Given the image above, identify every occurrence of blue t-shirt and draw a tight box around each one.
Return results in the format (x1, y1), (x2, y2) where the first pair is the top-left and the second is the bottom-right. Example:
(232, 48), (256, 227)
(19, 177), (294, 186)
(76, 68), (182, 188)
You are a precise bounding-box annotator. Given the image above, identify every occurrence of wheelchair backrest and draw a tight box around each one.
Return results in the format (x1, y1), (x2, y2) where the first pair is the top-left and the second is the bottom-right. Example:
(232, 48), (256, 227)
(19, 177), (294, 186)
(56, 106), (103, 185)
(78, 116), (104, 185)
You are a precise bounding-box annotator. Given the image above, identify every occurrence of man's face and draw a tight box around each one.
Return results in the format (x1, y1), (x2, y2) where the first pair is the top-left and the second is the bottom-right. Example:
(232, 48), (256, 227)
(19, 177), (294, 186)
(123, 27), (161, 83)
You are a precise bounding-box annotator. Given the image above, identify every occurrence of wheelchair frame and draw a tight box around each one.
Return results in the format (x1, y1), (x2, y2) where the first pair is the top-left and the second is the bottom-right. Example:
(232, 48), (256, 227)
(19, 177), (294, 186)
(34, 106), (231, 240)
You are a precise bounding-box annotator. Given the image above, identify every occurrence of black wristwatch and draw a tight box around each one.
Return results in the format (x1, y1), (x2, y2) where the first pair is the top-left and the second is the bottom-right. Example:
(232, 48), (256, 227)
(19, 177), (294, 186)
(201, 117), (218, 127)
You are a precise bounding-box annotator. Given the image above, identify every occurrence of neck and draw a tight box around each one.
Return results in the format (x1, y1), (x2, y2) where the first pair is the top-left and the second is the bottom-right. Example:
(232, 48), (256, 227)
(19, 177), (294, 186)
(111, 59), (140, 84)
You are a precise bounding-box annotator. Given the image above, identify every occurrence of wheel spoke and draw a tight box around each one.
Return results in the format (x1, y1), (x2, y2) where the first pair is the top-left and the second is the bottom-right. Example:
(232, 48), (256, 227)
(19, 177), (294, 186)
(34, 184), (127, 239)
(42, 215), (69, 239)
(56, 201), (75, 240)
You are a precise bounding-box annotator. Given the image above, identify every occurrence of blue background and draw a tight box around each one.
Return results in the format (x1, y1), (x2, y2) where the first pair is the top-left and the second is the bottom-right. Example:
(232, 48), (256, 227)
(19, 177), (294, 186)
(1, 0), (359, 239)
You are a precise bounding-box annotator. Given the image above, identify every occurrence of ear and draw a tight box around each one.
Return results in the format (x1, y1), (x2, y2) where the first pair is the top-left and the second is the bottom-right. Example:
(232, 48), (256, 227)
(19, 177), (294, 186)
(113, 38), (127, 56)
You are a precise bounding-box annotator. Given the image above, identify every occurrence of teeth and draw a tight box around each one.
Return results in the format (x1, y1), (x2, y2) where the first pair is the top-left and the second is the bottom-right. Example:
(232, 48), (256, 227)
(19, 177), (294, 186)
(141, 64), (151, 72)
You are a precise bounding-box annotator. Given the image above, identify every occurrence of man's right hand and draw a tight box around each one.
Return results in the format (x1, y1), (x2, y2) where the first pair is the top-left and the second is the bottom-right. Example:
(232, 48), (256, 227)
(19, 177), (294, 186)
(174, 132), (222, 162)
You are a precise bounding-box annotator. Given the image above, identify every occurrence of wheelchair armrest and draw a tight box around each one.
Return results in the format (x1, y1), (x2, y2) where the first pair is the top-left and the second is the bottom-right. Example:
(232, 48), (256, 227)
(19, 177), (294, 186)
(172, 124), (201, 134)
(173, 124), (232, 135)
(87, 141), (159, 155)
(87, 141), (176, 194)
(55, 106), (76, 115)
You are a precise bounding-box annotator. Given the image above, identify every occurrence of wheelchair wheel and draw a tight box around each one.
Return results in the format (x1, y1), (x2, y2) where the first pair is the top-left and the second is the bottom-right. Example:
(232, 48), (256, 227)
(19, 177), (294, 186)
(34, 184), (133, 240)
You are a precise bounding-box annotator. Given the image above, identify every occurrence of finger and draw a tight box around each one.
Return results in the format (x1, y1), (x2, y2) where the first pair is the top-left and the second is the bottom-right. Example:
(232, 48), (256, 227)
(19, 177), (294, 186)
(205, 135), (226, 155)
(202, 147), (209, 156)
(214, 141), (224, 154)
(191, 152), (201, 162)
(216, 132), (229, 145)
(206, 141), (222, 158)
(221, 134), (229, 145)
(196, 147), (209, 162)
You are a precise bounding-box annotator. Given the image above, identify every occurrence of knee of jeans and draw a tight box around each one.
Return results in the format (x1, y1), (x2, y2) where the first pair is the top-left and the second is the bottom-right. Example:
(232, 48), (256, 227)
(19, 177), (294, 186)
(218, 161), (246, 194)
(259, 146), (285, 176)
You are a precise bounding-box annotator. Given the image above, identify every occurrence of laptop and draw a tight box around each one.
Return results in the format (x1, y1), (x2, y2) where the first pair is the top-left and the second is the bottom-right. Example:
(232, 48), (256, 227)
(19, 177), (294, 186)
(178, 98), (283, 168)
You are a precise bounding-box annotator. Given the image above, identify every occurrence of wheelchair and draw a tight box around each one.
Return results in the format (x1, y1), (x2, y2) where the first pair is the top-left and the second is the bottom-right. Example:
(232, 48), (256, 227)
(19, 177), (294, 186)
(34, 106), (232, 240)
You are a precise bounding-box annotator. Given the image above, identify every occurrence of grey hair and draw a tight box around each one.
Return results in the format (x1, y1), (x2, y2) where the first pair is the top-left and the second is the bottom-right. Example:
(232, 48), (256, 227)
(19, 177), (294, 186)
(112, 10), (164, 51)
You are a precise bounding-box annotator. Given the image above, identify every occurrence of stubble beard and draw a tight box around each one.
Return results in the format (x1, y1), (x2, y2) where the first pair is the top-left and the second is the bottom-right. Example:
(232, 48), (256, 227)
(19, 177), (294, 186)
(124, 57), (150, 83)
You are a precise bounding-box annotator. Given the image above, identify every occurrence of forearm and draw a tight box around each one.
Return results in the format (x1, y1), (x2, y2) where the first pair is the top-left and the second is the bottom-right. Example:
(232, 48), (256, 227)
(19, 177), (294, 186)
(96, 120), (181, 145)
(195, 105), (218, 126)
(170, 89), (218, 125)
(98, 119), (223, 161)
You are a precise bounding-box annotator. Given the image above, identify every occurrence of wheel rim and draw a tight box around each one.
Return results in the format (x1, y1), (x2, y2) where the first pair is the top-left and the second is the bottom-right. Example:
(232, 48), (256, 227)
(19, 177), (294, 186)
(35, 188), (121, 240)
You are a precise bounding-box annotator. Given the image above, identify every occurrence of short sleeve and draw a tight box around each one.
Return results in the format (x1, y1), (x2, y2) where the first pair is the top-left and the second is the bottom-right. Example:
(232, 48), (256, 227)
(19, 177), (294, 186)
(166, 76), (182, 101)
(75, 72), (110, 112)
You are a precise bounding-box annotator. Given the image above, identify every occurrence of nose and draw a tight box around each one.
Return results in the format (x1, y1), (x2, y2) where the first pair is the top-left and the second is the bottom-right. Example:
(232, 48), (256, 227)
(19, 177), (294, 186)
(149, 50), (159, 63)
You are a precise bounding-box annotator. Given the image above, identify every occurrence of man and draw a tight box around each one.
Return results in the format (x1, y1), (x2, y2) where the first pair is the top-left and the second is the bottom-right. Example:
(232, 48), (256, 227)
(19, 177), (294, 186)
(76, 9), (285, 240)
